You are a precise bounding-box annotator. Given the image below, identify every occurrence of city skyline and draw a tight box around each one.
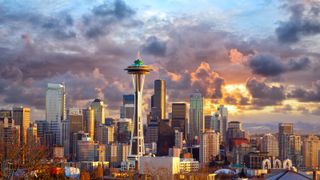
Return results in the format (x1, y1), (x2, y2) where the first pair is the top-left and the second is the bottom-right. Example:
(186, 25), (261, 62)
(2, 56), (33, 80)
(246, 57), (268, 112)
(0, 0), (320, 131)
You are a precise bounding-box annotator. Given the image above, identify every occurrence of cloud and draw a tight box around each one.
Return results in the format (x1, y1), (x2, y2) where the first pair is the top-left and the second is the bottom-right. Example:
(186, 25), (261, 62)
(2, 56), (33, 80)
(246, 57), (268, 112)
(246, 77), (286, 106)
(190, 62), (225, 99)
(83, 0), (139, 39)
(247, 54), (311, 76)
(276, 1), (320, 43)
(142, 36), (167, 57)
(273, 104), (293, 113)
(248, 54), (286, 76)
(229, 48), (248, 64)
(288, 80), (320, 102)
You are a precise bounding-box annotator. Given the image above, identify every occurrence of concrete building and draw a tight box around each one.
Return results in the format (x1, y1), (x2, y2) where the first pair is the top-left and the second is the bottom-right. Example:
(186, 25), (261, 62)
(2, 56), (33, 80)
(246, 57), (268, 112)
(172, 102), (188, 139)
(302, 135), (320, 169)
(151, 79), (166, 121)
(278, 123), (293, 160)
(200, 130), (220, 164)
(261, 133), (279, 158)
(179, 158), (200, 174)
(189, 90), (203, 142)
(46, 83), (66, 145)
(12, 107), (30, 145)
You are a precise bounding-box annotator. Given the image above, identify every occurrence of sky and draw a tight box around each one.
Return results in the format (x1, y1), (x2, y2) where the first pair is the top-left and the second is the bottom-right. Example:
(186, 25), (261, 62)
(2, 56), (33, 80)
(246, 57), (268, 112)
(0, 0), (320, 132)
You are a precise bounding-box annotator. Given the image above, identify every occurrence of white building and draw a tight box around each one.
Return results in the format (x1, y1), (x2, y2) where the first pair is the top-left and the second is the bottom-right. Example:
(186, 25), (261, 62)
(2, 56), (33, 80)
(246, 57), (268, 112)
(180, 158), (200, 173)
(200, 130), (220, 164)
(46, 83), (66, 145)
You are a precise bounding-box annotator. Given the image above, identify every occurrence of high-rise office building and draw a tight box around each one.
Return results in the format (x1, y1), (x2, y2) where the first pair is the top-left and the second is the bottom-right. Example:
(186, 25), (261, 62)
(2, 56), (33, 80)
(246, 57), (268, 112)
(261, 133), (279, 157)
(83, 107), (95, 140)
(287, 134), (302, 167)
(120, 94), (134, 119)
(199, 130), (220, 164)
(125, 57), (152, 164)
(117, 118), (132, 143)
(278, 123), (293, 160)
(12, 107), (30, 145)
(151, 80), (166, 121)
(27, 123), (39, 146)
(90, 99), (106, 141)
(68, 110), (83, 157)
(46, 83), (66, 145)
(76, 134), (96, 162)
(172, 102), (188, 138)
(189, 90), (203, 142)
(97, 125), (114, 145)
(0, 117), (20, 159)
(226, 121), (246, 151)
(145, 122), (158, 143)
(46, 83), (66, 121)
(302, 135), (320, 169)
(174, 130), (183, 149)
(217, 105), (228, 143)
(35, 120), (49, 145)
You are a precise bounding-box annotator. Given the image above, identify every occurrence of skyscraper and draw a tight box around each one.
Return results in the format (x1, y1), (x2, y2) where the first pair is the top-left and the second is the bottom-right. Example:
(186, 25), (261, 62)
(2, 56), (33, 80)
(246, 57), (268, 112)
(189, 90), (203, 143)
(302, 135), (320, 169)
(200, 130), (220, 164)
(125, 56), (152, 165)
(217, 105), (228, 143)
(27, 123), (39, 146)
(46, 83), (66, 122)
(171, 102), (187, 138)
(151, 80), (166, 121)
(90, 99), (106, 141)
(261, 133), (279, 157)
(120, 94), (134, 119)
(12, 107), (30, 145)
(278, 123), (293, 160)
(226, 121), (246, 151)
(287, 134), (302, 167)
(83, 107), (95, 140)
(46, 83), (66, 145)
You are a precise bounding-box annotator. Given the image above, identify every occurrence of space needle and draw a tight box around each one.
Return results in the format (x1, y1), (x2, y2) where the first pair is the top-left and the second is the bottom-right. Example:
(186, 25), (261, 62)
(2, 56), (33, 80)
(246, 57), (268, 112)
(125, 53), (152, 169)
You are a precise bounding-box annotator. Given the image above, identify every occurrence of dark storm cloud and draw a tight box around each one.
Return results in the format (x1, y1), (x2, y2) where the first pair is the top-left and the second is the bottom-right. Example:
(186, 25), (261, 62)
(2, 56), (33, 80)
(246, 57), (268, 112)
(248, 55), (286, 76)
(142, 36), (167, 57)
(248, 54), (311, 76)
(246, 78), (286, 106)
(288, 80), (320, 102)
(83, 0), (139, 39)
(276, 1), (320, 43)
